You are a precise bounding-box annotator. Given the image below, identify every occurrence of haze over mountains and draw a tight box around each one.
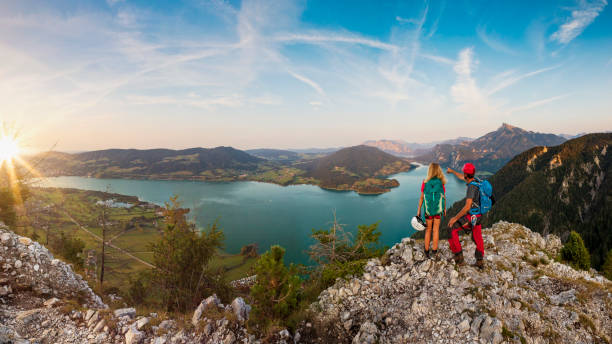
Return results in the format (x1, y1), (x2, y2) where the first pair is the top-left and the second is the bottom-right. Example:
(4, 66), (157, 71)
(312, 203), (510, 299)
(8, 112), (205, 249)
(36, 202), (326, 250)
(363, 137), (473, 157)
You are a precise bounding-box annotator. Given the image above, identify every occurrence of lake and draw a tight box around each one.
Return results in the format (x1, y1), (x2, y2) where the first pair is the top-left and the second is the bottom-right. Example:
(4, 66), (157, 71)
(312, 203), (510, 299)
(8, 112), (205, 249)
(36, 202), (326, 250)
(39, 166), (467, 265)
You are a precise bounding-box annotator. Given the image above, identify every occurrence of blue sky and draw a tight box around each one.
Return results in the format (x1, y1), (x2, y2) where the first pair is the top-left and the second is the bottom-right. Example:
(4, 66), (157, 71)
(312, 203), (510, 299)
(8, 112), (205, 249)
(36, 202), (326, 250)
(1, 0), (611, 151)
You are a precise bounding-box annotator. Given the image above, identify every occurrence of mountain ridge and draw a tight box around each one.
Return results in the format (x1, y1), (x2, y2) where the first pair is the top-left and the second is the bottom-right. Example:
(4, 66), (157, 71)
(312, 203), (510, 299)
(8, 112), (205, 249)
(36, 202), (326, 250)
(416, 124), (567, 173)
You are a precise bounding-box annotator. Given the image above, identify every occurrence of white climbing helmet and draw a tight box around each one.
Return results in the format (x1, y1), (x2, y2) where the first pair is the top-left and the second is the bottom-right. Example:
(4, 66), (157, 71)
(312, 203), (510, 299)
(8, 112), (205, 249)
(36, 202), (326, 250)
(411, 216), (426, 231)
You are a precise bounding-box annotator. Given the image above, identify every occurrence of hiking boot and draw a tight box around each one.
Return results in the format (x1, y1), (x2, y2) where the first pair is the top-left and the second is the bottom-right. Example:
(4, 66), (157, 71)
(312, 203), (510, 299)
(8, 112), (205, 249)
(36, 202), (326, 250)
(432, 249), (439, 261)
(450, 252), (465, 266)
(424, 249), (431, 259)
(474, 259), (484, 270)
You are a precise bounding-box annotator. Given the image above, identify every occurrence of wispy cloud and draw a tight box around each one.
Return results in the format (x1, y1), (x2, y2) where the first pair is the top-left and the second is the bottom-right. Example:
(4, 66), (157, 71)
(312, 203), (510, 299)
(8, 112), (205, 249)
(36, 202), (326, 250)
(419, 53), (454, 65)
(395, 16), (421, 25)
(487, 65), (561, 96)
(273, 33), (397, 52)
(287, 70), (325, 95)
(476, 26), (517, 55)
(506, 94), (570, 114)
(550, 0), (607, 44)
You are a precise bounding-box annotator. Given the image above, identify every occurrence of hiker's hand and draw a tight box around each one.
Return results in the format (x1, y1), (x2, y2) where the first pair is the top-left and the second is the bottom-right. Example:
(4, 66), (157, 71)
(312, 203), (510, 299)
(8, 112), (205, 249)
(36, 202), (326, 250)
(444, 210), (447, 217)
(448, 218), (456, 228)
(446, 167), (454, 174)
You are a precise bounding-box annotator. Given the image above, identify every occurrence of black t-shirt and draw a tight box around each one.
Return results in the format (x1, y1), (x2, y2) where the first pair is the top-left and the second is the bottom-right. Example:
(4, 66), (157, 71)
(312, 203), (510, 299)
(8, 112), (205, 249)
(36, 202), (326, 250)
(466, 183), (480, 214)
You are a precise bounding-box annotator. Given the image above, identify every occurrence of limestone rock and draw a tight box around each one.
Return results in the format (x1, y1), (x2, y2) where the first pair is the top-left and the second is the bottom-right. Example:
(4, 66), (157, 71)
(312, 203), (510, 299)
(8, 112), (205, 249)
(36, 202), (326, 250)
(230, 297), (251, 323)
(549, 289), (576, 306)
(135, 317), (149, 330)
(17, 237), (32, 246)
(125, 327), (144, 344)
(192, 294), (221, 326)
(114, 307), (136, 319)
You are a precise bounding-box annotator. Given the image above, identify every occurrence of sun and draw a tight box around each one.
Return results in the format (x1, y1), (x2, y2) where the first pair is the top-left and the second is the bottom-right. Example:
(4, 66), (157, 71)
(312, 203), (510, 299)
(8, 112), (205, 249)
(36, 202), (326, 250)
(0, 136), (20, 164)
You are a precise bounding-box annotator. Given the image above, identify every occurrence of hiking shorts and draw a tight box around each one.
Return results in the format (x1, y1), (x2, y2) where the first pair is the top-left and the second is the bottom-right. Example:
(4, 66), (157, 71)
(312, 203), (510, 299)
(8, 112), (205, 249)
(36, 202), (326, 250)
(425, 214), (441, 220)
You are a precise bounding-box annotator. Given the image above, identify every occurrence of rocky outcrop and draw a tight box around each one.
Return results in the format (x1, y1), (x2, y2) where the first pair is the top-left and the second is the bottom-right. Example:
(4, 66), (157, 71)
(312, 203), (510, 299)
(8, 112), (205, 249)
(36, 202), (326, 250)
(312, 221), (612, 343)
(0, 222), (264, 344)
(0, 224), (103, 308)
(2, 221), (611, 343)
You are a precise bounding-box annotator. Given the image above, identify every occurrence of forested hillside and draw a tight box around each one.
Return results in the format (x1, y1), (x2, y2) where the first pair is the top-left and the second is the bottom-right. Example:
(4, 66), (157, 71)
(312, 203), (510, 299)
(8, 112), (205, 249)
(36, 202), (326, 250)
(443, 133), (611, 268)
(303, 145), (415, 193)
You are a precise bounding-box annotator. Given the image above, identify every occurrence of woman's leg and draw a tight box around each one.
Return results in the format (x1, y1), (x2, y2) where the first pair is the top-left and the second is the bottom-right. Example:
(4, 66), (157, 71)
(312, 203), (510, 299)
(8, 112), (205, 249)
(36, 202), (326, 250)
(424, 218), (433, 251)
(432, 217), (440, 251)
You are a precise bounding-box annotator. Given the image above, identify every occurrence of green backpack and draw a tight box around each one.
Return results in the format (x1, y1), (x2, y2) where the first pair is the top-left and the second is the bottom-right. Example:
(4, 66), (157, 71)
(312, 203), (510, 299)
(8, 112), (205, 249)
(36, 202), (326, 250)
(424, 178), (445, 216)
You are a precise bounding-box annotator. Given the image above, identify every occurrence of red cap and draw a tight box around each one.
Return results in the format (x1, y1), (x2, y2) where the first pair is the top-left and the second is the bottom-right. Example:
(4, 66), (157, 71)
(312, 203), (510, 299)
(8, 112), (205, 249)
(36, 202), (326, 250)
(462, 163), (475, 175)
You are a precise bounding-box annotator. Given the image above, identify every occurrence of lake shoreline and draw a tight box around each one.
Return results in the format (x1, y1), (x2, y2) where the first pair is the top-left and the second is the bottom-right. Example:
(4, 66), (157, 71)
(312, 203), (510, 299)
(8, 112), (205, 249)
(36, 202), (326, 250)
(37, 166), (467, 265)
(41, 166), (416, 195)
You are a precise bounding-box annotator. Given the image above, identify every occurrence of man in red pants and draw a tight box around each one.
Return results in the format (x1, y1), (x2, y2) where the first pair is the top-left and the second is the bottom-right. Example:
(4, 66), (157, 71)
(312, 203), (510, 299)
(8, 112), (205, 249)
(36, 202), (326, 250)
(446, 163), (485, 269)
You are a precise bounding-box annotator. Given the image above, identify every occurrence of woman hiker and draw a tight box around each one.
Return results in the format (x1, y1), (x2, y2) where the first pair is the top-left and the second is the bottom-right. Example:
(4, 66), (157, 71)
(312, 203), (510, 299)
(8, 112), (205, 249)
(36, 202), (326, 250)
(417, 163), (447, 260)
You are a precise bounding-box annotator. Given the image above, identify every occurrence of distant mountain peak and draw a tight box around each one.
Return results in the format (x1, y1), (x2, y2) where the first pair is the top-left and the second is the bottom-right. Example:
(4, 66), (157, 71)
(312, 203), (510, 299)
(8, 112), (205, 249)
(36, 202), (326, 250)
(417, 124), (566, 173)
(500, 123), (519, 131)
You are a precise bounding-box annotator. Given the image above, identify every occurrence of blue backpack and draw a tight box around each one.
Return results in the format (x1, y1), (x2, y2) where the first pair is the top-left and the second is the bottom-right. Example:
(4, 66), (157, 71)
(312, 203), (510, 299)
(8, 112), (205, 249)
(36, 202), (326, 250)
(469, 178), (494, 215)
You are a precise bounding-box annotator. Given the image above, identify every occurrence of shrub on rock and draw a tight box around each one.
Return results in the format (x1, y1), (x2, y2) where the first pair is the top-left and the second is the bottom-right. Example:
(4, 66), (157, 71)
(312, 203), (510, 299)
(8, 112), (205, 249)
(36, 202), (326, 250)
(560, 231), (591, 271)
(248, 245), (300, 334)
(601, 249), (612, 280)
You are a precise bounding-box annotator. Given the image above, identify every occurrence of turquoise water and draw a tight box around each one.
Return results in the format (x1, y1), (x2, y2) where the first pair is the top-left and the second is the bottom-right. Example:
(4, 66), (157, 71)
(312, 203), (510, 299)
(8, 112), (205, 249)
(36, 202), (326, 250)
(39, 166), (466, 264)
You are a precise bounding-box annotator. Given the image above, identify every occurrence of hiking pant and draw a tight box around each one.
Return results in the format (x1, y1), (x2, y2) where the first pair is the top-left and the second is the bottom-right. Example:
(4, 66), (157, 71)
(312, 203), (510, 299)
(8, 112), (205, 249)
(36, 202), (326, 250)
(448, 214), (484, 260)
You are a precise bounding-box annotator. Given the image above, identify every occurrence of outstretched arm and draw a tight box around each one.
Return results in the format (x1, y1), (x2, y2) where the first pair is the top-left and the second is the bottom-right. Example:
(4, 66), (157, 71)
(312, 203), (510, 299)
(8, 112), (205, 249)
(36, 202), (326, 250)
(446, 167), (465, 181)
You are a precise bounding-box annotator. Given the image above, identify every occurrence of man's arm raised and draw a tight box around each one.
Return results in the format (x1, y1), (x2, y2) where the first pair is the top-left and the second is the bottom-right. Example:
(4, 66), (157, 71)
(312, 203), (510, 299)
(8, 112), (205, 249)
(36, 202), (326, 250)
(446, 167), (465, 181)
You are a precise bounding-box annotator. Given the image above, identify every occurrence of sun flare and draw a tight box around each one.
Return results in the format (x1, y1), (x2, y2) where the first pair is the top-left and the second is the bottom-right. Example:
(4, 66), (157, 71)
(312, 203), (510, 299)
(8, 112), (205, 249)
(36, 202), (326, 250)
(0, 136), (20, 164)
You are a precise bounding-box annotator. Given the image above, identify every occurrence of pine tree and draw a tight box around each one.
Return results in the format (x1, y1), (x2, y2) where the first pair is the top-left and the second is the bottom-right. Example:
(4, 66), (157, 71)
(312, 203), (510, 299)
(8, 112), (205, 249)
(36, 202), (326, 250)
(561, 231), (591, 271)
(601, 249), (612, 281)
(248, 245), (301, 333)
(149, 196), (228, 312)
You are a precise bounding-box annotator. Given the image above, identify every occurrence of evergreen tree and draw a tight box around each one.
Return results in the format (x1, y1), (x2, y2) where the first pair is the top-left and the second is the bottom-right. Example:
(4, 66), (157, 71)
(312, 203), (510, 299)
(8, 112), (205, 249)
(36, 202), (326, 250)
(248, 245), (301, 333)
(149, 196), (228, 312)
(51, 232), (85, 268)
(560, 231), (591, 271)
(601, 249), (612, 281)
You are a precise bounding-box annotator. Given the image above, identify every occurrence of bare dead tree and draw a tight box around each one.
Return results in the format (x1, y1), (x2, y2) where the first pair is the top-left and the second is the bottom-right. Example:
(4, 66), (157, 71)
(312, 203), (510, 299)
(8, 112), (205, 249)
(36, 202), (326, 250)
(308, 210), (353, 265)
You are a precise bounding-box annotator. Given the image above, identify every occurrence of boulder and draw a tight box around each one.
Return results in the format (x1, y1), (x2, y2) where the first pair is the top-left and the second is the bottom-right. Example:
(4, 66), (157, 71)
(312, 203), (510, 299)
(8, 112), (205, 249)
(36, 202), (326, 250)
(549, 289), (576, 306)
(479, 317), (503, 344)
(0, 233), (12, 246)
(16, 309), (42, 325)
(192, 294), (221, 326)
(125, 327), (144, 344)
(135, 317), (149, 330)
(230, 297), (251, 323)
(18, 237), (32, 246)
(353, 321), (378, 344)
(93, 319), (106, 333)
(44, 297), (60, 308)
(114, 307), (136, 319)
